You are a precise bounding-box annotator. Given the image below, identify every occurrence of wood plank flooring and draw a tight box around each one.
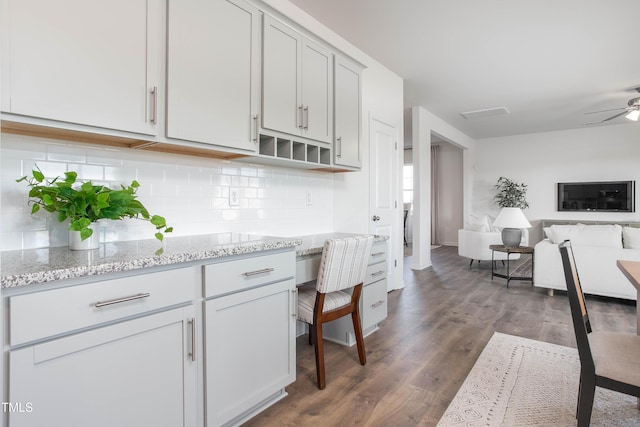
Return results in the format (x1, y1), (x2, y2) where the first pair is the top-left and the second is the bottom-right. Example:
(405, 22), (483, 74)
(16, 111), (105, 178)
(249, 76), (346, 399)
(245, 246), (637, 426)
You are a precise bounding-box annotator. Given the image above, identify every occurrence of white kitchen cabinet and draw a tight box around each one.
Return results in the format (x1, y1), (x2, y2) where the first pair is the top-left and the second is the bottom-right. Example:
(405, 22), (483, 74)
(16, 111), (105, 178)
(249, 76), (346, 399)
(204, 251), (296, 426)
(7, 265), (199, 427)
(166, 0), (261, 152)
(262, 15), (333, 144)
(333, 56), (364, 168)
(1, 0), (160, 136)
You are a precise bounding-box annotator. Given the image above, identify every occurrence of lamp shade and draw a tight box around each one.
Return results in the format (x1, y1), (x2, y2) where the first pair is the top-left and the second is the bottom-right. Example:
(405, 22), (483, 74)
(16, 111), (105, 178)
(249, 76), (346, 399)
(492, 207), (531, 229)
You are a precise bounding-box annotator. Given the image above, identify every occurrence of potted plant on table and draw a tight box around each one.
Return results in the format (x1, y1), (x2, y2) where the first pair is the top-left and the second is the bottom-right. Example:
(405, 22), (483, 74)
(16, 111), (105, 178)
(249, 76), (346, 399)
(492, 176), (531, 247)
(17, 168), (173, 250)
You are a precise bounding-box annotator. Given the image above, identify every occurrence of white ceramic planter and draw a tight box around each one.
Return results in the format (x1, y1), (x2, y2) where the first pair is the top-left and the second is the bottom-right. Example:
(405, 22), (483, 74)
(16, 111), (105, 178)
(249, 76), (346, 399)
(69, 223), (100, 250)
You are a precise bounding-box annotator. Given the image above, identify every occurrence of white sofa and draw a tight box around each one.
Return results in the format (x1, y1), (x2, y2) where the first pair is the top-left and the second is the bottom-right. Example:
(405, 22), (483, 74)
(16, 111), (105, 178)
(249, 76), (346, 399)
(534, 223), (640, 300)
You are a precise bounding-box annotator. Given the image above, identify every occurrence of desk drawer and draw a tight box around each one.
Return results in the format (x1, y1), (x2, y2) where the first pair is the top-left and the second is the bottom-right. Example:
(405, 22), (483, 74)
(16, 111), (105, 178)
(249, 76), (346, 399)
(368, 242), (387, 265)
(204, 251), (295, 298)
(364, 262), (387, 286)
(10, 267), (195, 346)
(363, 279), (387, 329)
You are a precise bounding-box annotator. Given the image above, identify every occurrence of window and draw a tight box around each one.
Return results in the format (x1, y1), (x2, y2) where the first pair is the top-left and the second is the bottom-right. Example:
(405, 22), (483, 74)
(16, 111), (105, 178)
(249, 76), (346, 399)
(403, 164), (413, 206)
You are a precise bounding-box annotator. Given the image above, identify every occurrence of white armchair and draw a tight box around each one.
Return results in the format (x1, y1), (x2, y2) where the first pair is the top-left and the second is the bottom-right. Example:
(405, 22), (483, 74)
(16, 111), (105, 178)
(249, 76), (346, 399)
(458, 228), (529, 268)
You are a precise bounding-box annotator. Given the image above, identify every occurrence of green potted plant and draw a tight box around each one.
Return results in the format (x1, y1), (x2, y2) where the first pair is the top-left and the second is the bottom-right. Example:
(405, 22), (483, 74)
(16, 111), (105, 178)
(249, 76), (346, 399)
(17, 168), (173, 250)
(493, 176), (531, 247)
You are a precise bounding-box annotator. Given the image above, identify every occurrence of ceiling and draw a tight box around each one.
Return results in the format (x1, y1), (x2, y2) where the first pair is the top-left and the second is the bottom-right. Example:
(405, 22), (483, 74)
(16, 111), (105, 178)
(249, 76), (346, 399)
(288, 0), (640, 140)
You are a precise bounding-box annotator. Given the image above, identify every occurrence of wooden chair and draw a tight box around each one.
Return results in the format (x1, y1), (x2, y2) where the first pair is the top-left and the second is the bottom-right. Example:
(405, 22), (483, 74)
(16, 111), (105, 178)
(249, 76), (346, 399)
(558, 240), (640, 426)
(297, 235), (374, 389)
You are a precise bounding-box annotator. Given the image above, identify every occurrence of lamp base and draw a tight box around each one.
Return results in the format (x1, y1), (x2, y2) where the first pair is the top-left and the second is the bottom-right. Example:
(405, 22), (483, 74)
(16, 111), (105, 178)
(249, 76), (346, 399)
(501, 228), (522, 248)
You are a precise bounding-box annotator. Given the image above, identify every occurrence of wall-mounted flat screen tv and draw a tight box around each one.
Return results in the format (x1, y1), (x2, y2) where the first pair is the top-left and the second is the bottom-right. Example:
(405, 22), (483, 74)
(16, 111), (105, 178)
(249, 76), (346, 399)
(557, 181), (635, 212)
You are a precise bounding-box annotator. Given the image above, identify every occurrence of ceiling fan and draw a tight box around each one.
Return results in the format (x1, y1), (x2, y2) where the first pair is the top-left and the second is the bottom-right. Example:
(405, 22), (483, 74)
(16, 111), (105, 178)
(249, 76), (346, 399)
(584, 96), (640, 125)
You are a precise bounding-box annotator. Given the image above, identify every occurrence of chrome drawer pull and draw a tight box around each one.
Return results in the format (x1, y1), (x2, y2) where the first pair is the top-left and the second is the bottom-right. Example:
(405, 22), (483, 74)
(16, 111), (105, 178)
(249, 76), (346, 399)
(189, 318), (196, 362)
(371, 252), (385, 257)
(371, 270), (385, 277)
(150, 86), (158, 124)
(242, 268), (275, 277)
(94, 293), (150, 308)
(371, 300), (385, 308)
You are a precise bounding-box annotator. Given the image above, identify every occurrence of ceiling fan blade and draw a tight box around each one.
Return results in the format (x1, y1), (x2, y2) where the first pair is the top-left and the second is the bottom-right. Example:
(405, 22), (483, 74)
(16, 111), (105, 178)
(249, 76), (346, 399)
(584, 107), (627, 115)
(583, 109), (631, 125)
(601, 110), (631, 122)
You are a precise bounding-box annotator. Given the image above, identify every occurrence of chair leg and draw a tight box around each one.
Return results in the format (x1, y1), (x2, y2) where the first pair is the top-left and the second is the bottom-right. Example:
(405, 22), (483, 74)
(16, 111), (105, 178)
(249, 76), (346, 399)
(308, 323), (313, 346)
(351, 310), (366, 365)
(576, 374), (595, 427)
(312, 321), (326, 390)
(469, 259), (474, 269)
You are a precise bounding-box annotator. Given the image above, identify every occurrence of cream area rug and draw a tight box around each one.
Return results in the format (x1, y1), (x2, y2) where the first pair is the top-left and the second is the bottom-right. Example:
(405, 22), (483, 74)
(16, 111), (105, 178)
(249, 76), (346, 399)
(437, 332), (639, 426)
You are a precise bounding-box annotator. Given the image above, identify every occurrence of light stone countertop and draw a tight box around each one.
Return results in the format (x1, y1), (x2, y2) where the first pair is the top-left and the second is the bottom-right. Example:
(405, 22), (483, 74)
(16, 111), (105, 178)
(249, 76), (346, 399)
(294, 233), (389, 257)
(1, 232), (389, 289)
(1, 233), (302, 289)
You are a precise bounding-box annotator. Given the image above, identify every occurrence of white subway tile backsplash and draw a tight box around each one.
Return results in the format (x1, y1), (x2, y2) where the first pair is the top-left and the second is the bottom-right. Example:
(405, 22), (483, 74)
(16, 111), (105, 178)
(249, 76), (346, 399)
(1, 133), (334, 251)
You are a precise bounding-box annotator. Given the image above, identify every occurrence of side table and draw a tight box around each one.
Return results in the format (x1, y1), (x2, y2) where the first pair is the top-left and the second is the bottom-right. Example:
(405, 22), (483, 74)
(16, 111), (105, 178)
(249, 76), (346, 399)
(489, 244), (534, 287)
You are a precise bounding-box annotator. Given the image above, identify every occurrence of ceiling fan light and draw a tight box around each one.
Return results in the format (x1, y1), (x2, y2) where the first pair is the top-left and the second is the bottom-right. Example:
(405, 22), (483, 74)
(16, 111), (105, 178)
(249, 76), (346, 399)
(625, 109), (640, 121)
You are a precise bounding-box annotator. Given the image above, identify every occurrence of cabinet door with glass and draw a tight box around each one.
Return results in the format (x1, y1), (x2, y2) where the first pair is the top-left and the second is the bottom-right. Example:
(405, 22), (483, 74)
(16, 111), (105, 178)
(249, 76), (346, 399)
(1, 0), (160, 135)
(166, 0), (261, 152)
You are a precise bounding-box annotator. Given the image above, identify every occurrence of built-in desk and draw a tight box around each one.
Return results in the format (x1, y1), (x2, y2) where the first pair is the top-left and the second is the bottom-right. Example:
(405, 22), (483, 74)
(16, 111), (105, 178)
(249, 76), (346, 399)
(293, 233), (389, 346)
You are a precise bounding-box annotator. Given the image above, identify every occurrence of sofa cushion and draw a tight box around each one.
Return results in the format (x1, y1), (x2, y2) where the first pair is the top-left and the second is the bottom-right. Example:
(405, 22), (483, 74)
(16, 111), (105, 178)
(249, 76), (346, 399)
(623, 226), (640, 249)
(548, 224), (622, 248)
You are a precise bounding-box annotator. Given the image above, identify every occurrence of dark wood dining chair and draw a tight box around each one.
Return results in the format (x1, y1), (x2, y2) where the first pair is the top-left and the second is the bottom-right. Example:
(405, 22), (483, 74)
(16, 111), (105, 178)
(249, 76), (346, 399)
(297, 235), (374, 389)
(558, 240), (640, 426)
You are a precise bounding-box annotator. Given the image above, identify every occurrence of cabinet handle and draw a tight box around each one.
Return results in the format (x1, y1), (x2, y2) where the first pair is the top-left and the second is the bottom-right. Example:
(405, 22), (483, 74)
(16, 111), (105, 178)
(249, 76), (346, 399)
(303, 105), (309, 130)
(94, 292), (150, 308)
(371, 300), (384, 309)
(189, 318), (196, 362)
(150, 86), (158, 124)
(336, 136), (342, 157)
(291, 288), (298, 318)
(253, 114), (259, 142)
(242, 268), (275, 277)
(371, 252), (385, 257)
(371, 270), (385, 277)
(298, 105), (304, 129)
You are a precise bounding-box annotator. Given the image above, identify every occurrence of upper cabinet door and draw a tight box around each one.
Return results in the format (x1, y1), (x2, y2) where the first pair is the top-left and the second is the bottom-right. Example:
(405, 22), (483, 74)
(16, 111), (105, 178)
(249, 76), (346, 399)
(1, 0), (159, 136)
(334, 56), (363, 168)
(301, 39), (333, 144)
(262, 16), (332, 144)
(262, 15), (302, 137)
(166, 0), (260, 152)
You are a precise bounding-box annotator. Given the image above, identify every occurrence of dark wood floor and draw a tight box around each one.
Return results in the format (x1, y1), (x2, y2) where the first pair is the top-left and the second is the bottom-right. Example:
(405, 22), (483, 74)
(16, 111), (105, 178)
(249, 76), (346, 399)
(245, 246), (637, 426)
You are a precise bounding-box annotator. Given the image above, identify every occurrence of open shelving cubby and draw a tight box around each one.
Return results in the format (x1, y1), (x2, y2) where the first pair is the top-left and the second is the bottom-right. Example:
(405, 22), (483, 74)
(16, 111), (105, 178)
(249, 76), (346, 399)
(257, 132), (332, 169)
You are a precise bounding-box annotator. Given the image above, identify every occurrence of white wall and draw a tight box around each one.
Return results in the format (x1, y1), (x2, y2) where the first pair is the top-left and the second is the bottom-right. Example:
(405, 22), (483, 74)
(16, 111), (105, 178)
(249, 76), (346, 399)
(473, 123), (640, 241)
(411, 106), (475, 269)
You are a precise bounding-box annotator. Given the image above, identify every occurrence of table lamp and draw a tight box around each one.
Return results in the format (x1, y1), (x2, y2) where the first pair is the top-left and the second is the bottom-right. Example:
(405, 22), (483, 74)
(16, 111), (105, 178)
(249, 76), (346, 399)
(492, 207), (531, 247)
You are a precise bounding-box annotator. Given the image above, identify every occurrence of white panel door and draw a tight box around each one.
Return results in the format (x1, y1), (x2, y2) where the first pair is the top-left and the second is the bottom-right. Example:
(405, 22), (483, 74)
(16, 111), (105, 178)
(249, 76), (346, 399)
(166, 0), (260, 151)
(2, 0), (158, 135)
(262, 16), (302, 136)
(301, 39), (332, 143)
(369, 118), (398, 291)
(9, 307), (196, 427)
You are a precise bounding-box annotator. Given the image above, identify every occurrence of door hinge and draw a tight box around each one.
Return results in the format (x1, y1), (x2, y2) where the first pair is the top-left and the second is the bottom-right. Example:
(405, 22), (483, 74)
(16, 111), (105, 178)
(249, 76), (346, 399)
(395, 142), (398, 150)
(395, 200), (397, 208)
(394, 259), (397, 267)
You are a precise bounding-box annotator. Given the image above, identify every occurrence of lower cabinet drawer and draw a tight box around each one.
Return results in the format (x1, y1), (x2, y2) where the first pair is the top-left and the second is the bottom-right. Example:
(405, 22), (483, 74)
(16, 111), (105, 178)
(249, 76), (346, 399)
(363, 279), (388, 330)
(364, 262), (387, 286)
(204, 250), (295, 298)
(9, 267), (196, 346)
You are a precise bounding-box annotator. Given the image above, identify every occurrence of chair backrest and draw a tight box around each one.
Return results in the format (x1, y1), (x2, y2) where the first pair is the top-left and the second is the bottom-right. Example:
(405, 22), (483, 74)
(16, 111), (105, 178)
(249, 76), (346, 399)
(316, 235), (374, 293)
(558, 240), (595, 371)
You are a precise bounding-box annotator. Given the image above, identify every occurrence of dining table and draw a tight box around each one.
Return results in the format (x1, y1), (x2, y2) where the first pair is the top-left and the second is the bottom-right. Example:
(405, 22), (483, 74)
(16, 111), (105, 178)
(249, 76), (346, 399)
(616, 260), (640, 334)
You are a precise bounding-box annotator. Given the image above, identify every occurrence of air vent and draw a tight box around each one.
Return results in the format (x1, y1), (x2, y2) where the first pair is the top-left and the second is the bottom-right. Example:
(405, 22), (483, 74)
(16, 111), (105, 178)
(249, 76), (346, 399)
(460, 107), (510, 120)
